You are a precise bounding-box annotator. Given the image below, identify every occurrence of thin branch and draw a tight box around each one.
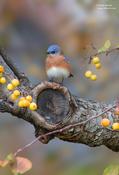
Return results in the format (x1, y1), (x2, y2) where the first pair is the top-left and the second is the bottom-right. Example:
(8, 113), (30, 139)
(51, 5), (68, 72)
(14, 104), (116, 156)
(89, 47), (119, 63)
(0, 48), (31, 87)
(90, 42), (97, 51)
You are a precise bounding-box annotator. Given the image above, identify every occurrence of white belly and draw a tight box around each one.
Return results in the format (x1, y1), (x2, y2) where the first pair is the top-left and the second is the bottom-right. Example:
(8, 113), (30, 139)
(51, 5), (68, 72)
(47, 67), (69, 82)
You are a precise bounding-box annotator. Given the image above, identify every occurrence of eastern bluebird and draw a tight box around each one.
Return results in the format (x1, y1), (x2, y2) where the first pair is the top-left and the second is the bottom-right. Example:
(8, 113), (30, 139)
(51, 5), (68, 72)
(45, 44), (73, 83)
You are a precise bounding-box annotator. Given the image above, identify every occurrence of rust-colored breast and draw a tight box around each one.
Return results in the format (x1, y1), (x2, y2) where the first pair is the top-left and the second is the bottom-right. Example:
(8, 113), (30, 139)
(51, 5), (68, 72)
(45, 55), (72, 73)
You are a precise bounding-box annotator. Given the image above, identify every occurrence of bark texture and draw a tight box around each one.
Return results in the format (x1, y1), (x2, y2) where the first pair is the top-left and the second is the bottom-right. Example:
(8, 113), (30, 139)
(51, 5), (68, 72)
(0, 49), (119, 152)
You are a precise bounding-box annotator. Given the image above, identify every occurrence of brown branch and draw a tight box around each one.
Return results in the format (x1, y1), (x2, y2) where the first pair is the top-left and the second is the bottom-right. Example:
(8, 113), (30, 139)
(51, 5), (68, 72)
(14, 104), (116, 156)
(0, 48), (119, 152)
(0, 48), (31, 87)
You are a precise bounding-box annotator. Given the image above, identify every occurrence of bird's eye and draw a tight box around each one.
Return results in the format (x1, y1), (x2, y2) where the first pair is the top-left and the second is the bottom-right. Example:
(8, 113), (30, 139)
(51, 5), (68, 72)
(51, 51), (56, 54)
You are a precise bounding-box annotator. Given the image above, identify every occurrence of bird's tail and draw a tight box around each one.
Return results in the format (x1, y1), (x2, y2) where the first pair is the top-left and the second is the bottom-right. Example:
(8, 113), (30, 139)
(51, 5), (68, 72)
(69, 73), (74, 77)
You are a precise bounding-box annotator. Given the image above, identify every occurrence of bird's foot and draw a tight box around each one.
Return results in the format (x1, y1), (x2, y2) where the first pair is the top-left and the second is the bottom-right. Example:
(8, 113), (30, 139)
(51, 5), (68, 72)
(43, 81), (61, 89)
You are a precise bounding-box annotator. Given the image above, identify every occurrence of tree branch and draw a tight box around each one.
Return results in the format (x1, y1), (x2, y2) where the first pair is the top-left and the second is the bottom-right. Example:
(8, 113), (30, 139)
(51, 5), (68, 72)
(13, 104), (116, 156)
(89, 47), (119, 63)
(0, 48), (31, 87)
(0, 49), (119, 152)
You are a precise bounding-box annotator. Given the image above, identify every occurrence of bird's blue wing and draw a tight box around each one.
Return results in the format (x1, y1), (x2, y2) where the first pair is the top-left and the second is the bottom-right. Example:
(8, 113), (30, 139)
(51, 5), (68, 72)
(64, 56), (70, 63)
(64, 56), (73, 77)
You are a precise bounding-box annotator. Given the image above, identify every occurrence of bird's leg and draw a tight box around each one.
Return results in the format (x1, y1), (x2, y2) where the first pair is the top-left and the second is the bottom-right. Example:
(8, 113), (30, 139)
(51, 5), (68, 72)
(44, 78), (61, 89)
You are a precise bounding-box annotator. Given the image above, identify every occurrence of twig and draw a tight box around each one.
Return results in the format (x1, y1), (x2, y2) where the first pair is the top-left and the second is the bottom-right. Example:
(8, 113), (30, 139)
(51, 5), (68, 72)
(89, 47), (119, 63)
(90, 43), (97, 51)
(0, 48), (31, 87)
(14, 104), (116, 156)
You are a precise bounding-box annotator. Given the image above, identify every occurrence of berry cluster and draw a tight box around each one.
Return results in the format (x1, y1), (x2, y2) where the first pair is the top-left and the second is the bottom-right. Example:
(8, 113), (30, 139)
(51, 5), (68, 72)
(0, 65), (37, 111)
(18, 96), (37, 111)
(101, 106), (119, 130)
(92, 56), (101, 69)
(84, 56), (102, 81)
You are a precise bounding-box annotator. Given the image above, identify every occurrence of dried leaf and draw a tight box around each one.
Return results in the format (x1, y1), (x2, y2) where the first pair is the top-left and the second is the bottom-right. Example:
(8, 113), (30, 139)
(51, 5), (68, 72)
(103, 165), (119, 175)
(0, 153), (14, 168)
(11, 156), (32, 174)
(0, 160), (8, 167)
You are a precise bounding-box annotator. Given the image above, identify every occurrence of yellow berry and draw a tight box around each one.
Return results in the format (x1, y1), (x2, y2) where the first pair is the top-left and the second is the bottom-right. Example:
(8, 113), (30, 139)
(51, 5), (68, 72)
(29, 102), (37, 111)
(92, 56), (100, 64)
(0, 77), (6, 84)
(18, 99), (30, 108)
(7, 83), (14, 91)
(84, 70), (92, 78)
(95, 63), (102, 69)
(0, 65), (4, 73)
(13, 90), (21, 96)
(90, 74), (97, 81)
(10, 94), (18, 101)
(22, 100), (30, 107)
(18, 101), (24, 107)
(112, 123), (119, 130)
(26, 95), (33, 102)
(20, 97), (26, 101)
(101, 118), (110, 127)
(11, 79), (20, 87)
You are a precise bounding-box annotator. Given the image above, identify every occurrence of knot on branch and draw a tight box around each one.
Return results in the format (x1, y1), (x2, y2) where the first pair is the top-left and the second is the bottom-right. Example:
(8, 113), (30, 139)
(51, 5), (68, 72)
(32, 81), (77, 127)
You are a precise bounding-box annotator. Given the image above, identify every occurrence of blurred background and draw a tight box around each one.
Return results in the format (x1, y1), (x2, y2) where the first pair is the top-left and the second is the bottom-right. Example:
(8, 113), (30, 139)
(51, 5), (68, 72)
(0, 0), (119, 174)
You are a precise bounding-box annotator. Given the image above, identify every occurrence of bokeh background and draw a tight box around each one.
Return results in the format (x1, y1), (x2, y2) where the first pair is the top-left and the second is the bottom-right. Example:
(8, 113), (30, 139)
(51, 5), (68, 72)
(0, 0), (119, 174)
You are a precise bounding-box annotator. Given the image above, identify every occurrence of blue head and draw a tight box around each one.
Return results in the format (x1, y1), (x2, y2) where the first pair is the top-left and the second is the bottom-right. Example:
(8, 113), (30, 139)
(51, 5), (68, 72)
(47, 44), (61, 55)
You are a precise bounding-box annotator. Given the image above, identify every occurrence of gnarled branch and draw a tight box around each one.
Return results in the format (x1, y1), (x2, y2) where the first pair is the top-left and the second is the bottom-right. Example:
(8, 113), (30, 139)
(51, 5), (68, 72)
(0, 49), (119, 152)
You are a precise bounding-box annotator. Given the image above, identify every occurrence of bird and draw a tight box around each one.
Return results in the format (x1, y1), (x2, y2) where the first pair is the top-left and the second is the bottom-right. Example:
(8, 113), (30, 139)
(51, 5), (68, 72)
(45, 44), (73, 84)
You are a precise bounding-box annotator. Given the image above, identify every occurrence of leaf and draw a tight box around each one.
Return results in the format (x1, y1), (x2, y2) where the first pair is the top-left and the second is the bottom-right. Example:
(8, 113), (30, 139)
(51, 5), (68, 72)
(11, 156), (32, 174)
(0, 153), (14, 168)
(98, 47), (105, 53)
(104, 40), (111, 50)
(103, 165), (119, 175)
(6, 153), (15, 162)
(0, 160), (8, 167)
(98, 40), (111, 53)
